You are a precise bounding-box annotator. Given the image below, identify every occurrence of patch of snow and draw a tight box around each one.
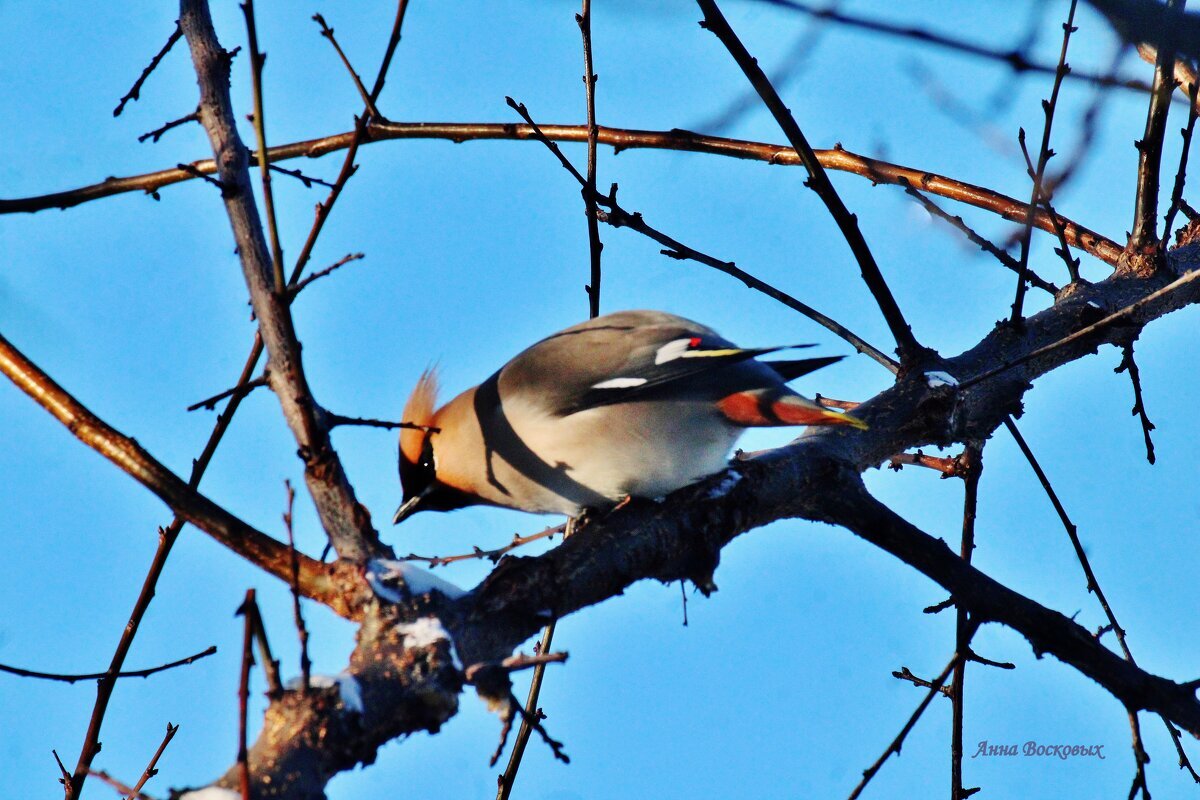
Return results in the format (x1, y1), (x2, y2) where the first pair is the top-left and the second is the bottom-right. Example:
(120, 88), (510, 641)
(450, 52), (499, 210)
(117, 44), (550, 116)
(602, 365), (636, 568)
(592, 376), (647, 389)
(925, 370), (959, 388)
(287, 672), (363, 713)
(397, 616), (451, 649)
(1087, 300), (1102, 309)
(177, 789), (241, 800)
(706, 470), (743, 499)
(366, 559), (467, 602)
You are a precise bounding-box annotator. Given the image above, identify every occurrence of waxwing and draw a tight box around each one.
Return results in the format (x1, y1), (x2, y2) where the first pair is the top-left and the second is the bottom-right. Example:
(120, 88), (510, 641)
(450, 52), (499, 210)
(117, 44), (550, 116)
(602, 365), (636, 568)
(394, 310), (866, 522)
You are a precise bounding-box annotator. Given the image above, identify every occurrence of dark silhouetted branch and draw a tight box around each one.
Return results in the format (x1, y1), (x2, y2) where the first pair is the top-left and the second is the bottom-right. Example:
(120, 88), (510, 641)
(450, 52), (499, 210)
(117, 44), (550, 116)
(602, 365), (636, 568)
(699, 0), (922, 364)
(114, 22), (183, 117)
(1012, 0), (1079, 324)
(0, 646), (215, 683)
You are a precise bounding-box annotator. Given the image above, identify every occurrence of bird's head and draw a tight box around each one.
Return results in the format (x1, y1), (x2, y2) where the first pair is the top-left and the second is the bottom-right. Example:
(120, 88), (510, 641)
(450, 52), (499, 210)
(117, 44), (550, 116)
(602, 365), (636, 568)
(394, 369), (477, 523)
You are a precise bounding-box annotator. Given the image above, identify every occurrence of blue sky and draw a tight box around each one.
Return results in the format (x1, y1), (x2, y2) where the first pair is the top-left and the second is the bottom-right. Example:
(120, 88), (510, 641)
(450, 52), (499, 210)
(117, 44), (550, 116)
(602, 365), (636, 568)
(2, 1), (1199, 798)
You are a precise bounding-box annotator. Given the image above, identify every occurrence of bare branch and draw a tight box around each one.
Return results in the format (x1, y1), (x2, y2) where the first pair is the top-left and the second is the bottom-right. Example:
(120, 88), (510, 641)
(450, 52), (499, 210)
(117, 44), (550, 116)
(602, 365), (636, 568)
(760, 0), (1169, 100)
(283, 482), (312, 694)
(403, 522), (565, 568)
(138, 109), (200, 144)
(698, 0), (923, 364)
(1114, 340), (1157, 463)
(287, 252), (365, 298)
(236, 590), (255, 800)
(187, 375), (269, 412)
(902, 183), (1060, 295)
(578, 0), (603, 317)
(1127, 0), (1187, 266)
(850, 652), (964, 799)
(0, 646), (215, 684)
(0, 331), (353, 613)
(181, 0), (387, 563)
(1164, 79), (1200, 244)
(241, 0), (286, 294)
(313, 13), (383, 121)
(114, 22), (182, 117)
(127, 723), (179, 800)
(1011, 0), (1079, 325)
(0, 123), (1125, 265)
(505, 97), (898, 372)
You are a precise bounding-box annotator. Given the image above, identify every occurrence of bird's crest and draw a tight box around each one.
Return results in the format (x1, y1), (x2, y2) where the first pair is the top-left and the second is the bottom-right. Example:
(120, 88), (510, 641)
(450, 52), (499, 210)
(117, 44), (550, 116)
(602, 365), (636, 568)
(400, 367), (439, 464)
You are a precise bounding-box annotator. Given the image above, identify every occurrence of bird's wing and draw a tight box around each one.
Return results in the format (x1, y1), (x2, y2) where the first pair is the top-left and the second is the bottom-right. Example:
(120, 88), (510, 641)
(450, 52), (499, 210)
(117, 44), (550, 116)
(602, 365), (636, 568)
(556, 342), (813, 414)
(762, 355), (846, 382)
(499, 312), (830, 416)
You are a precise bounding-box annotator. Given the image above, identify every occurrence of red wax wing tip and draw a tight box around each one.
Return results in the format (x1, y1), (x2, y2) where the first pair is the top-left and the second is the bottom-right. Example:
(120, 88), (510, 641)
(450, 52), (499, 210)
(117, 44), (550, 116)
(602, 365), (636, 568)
(717, 392), (859, 427)
(689, 336), (703, 348)
(717, 392), (774, 426)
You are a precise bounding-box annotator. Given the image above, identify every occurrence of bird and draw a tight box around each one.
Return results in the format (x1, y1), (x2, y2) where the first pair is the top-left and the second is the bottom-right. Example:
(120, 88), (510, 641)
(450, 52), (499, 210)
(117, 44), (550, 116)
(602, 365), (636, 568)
(394, 310), (865, 523)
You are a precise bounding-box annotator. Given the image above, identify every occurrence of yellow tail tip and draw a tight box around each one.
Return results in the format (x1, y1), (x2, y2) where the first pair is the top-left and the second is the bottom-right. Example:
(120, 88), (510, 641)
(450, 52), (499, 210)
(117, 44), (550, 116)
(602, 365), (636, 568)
(825, 409), (869, 431)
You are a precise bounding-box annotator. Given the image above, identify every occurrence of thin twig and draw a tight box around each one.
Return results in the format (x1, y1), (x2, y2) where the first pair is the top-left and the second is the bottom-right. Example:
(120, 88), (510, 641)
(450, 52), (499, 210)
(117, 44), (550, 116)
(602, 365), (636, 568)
(138, 110), (199, 144)
(236, 589), (256, 800)
(465, 651), (570, 683)
(241, 0), (286, 294)
(241, 597), (282, 698)
(114, 22), (183, 117)
(814, 394), (860, 410)
(0, 646), (215, 684)
(175, 162), (227, 194)
(1129, 709), (1152, 800)
(892, 666), (953, 697)
(187, 375), (269, 412)
(1005, 415), (1198, 782)
(505, 98), (898, 372)
(1017, 135), (1083, 284)
(957, 264), (1200, 391)
(87, 770), (154, 800)
(127, 722), (179, 799)
(54, 749), (74, 794)
(1163, 78), (1200, 244)
(497, 519), (577, 799)
(754, 0), (1165, 101)
(1004, 417), (1132, 653)
(1115, 340), (1157, 464)
(1011, 0), (1079, 325)
(952, 444), (983, 800)
(577, 0), (603, 317)
(287, 252), (364, 297)
(698, 0), (922, 364)
(313, 13), (383, 120)
(849, 650), (965, 800)
(902, 184), (1059, 294)
(267, 162), (336, 189)
(887, 451), (965, 477)
(326, 413), (436, 432)
(283, 481), (311, 693)
(404, 522), (565, 568)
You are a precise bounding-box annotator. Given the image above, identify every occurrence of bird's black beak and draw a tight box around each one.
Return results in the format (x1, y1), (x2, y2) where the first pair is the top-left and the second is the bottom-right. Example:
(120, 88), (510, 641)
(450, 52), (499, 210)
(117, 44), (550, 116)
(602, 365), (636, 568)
(392, 487), (430, 525)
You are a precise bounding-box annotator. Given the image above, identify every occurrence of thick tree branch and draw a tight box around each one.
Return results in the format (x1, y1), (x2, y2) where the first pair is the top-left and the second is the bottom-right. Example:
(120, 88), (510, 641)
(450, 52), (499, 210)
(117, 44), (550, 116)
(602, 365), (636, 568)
(172, 232), (1200, 795)
(0, 331), (357, 616)
(1126, 0), (1186, 265)
(179, 0), (386, 563)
